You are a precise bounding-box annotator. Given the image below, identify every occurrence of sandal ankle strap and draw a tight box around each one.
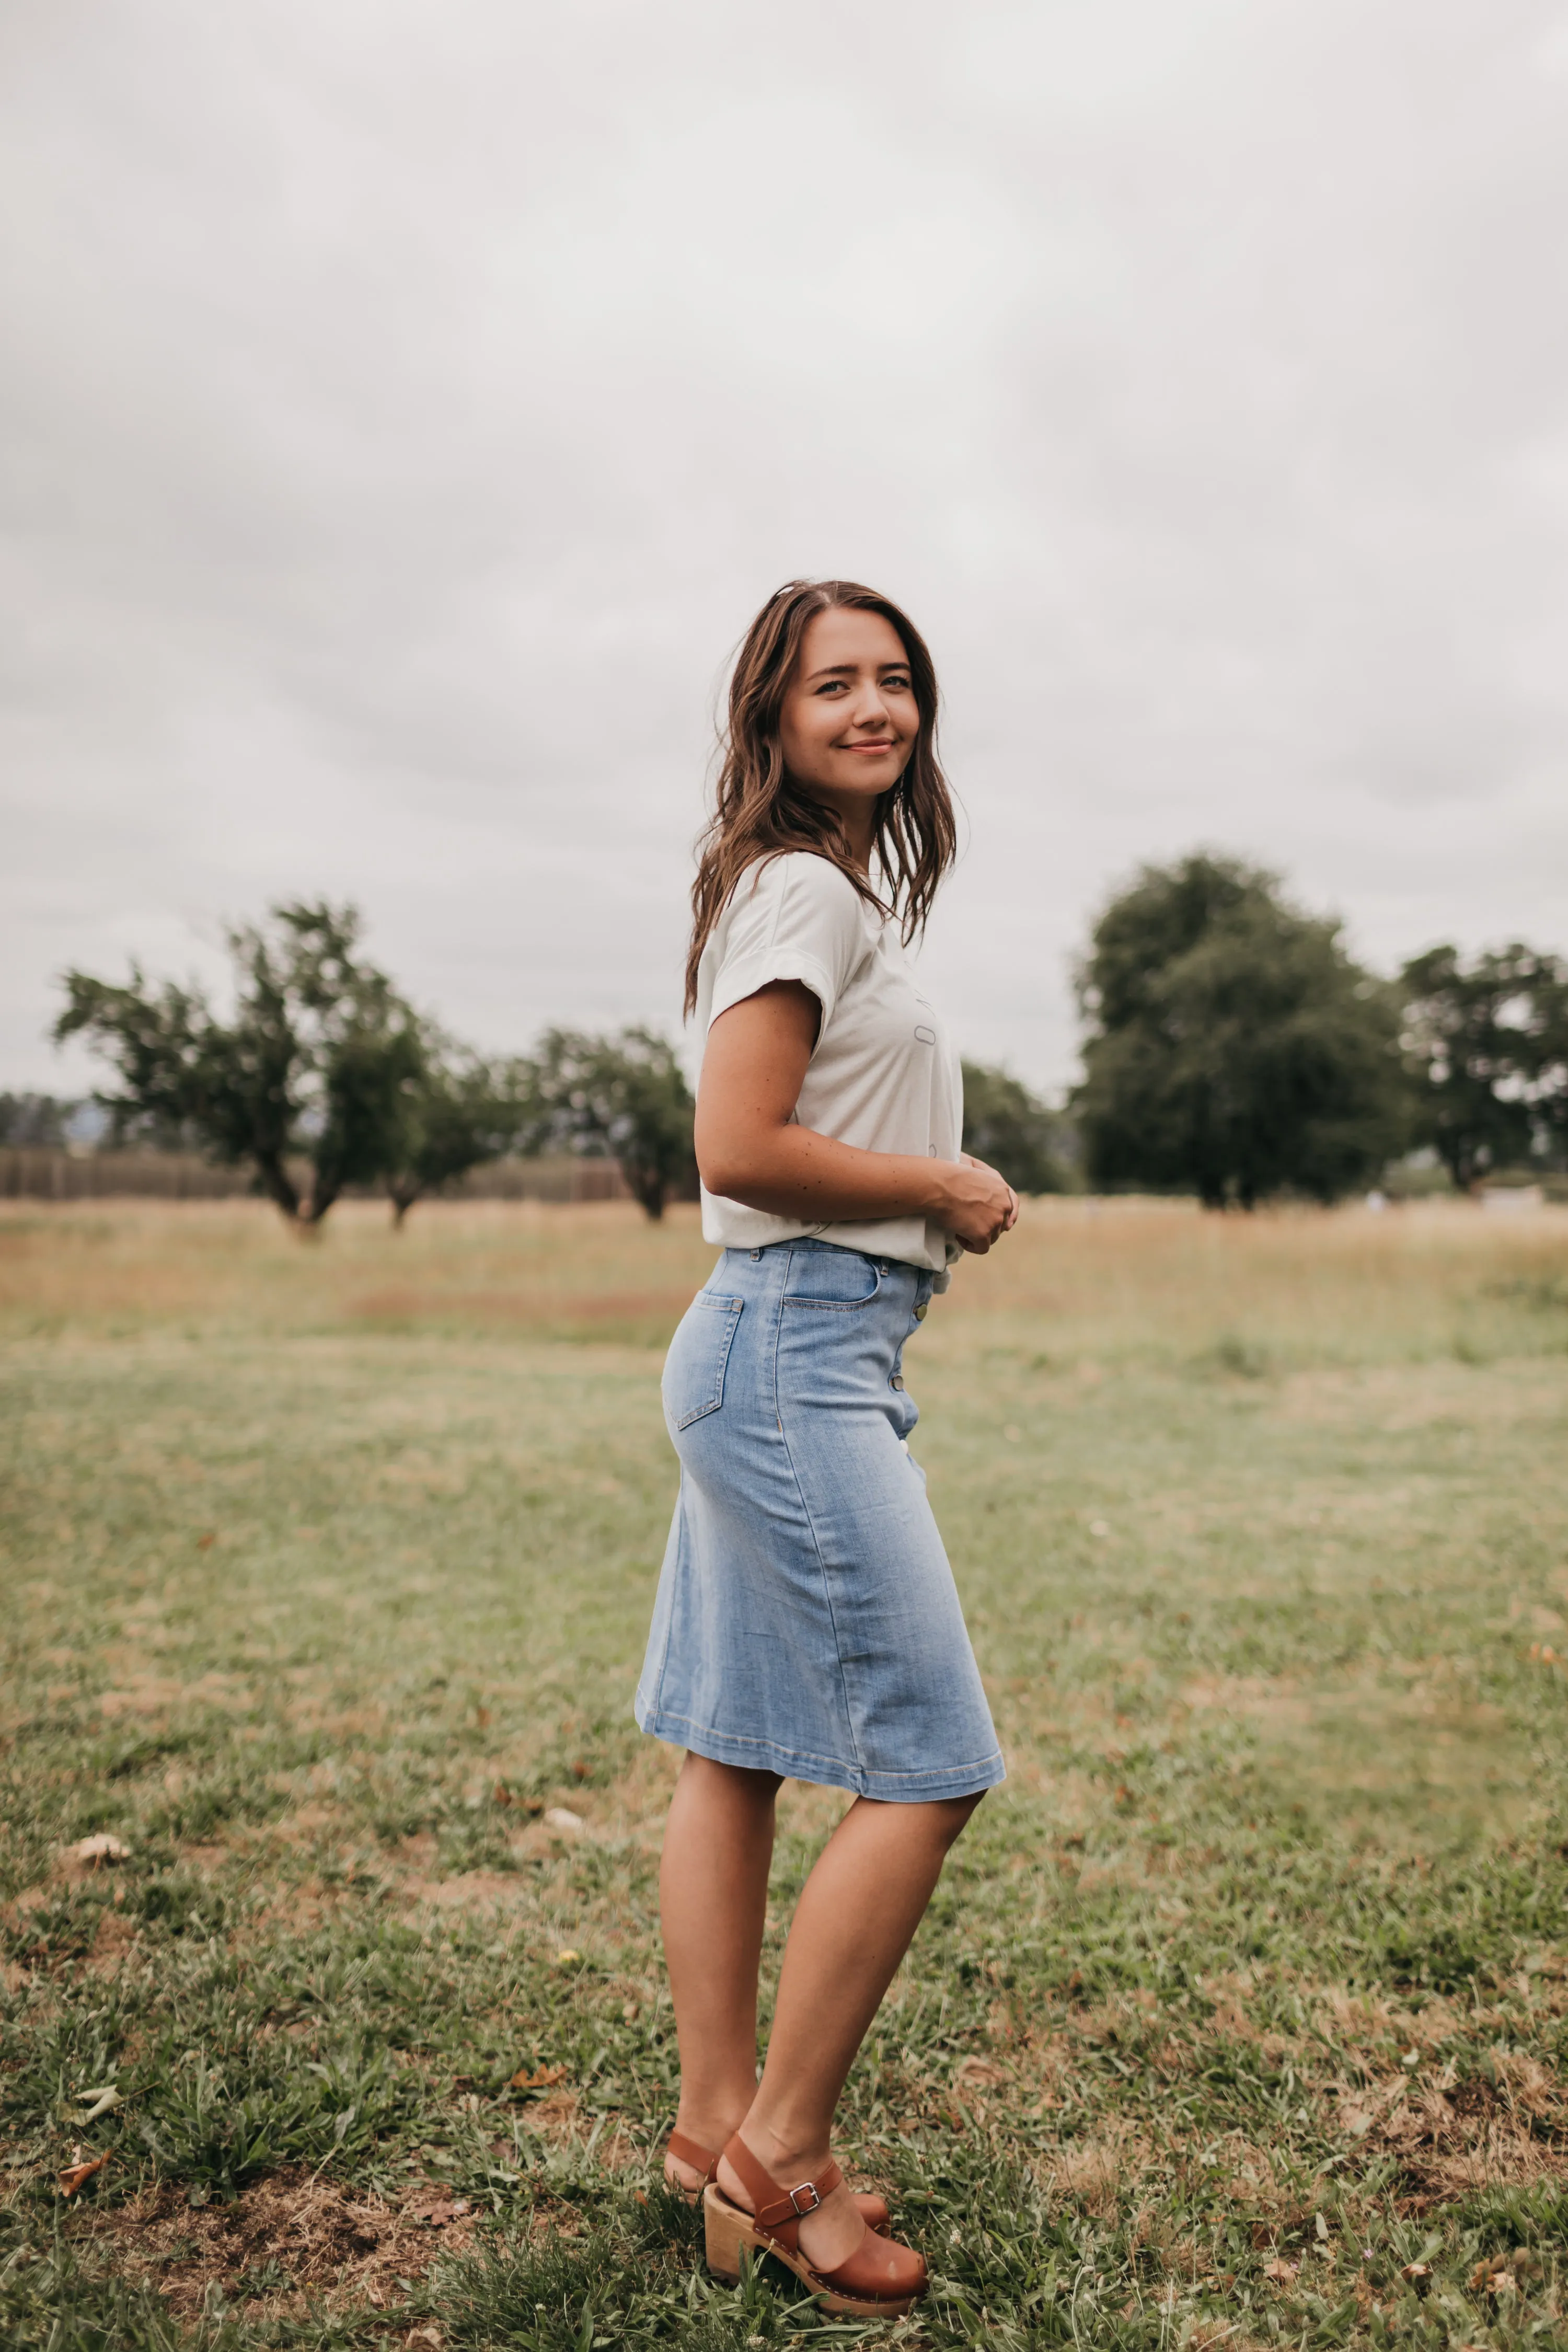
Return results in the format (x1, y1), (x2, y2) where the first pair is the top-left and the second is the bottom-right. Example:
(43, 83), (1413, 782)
(665, 2129), (719, 2183)
(720, 2131), (843, 2237)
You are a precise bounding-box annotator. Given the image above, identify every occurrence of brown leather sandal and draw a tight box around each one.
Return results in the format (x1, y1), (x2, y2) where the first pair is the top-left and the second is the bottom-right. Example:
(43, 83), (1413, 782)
(664, 2129), (890, 2233)
(664, 2128), (723, 2195)
(703, 2132), (926, 2318)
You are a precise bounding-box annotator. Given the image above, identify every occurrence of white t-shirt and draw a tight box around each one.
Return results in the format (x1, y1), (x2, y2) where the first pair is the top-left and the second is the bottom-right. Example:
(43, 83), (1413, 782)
(695, 851), (963, 1276)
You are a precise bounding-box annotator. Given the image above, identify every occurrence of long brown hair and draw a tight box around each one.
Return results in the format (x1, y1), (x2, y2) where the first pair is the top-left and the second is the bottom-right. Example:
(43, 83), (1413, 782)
(684, 578), (957, 1016)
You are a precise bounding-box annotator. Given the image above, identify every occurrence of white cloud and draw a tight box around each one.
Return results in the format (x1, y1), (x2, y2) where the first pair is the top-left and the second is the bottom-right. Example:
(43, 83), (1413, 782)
(3, 0), (1565, 1094)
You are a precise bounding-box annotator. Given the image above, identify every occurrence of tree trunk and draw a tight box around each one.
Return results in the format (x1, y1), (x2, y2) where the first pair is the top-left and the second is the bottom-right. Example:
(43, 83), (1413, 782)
(389, 1183), (420, 1229)
(255, 1151), (302, 1226)
(633, 1169), (666, 1220)
(299, 1179), (339, 1232)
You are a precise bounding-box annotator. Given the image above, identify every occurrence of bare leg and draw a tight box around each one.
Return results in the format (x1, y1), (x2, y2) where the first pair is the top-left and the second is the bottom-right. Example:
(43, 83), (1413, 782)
(660, 1754), (781, 2189)
(717, 1791), (982, 2269)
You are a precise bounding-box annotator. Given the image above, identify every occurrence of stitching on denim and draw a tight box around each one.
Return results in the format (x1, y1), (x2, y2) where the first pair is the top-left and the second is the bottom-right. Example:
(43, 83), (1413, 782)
(643, 1710), (849, 1776)
(781, 1296), (879, 1311)
(641, 1707), (1004, 1791)
(638, 1479), (687, 1730)
(672, 1296), (743, 1429)
(772, 1242), (865, 1781)
(779, 1249), (881, 1312)
(764, 1244), (786, 1437)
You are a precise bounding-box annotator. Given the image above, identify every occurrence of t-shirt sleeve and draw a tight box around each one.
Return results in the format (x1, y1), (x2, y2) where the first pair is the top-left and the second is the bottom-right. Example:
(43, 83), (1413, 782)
(707, 854), (870, 1038)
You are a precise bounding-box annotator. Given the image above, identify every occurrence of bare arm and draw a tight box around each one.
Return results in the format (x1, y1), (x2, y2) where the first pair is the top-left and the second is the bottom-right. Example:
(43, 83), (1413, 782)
(695, 982), (1017, 1254)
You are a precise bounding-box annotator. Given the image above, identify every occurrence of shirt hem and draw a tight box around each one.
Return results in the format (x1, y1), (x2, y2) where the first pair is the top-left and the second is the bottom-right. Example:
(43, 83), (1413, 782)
(697, 1201), (954, 1277)
(707, 947), (838, 1033)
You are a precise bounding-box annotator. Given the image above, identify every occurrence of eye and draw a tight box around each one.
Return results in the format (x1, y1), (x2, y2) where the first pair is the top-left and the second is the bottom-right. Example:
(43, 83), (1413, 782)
(815, 681), (849, 696)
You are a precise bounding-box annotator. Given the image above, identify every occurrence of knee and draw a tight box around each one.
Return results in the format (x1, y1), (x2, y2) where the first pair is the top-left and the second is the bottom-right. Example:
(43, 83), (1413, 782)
(681, 1753), (782, 1807)
(929, 1791), (985, 1849)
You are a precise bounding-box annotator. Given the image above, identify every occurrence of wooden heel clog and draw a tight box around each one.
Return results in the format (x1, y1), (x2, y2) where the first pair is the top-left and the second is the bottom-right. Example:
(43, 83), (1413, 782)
(703, 2133), (926, 2319)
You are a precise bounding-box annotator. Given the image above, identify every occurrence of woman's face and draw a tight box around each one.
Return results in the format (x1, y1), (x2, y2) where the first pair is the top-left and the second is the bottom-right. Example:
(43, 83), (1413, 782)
(776, 606), (918, 837)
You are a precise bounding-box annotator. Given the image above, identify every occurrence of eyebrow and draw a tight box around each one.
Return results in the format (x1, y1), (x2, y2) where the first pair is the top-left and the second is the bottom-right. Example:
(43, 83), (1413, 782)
(803, 660), (911, 683)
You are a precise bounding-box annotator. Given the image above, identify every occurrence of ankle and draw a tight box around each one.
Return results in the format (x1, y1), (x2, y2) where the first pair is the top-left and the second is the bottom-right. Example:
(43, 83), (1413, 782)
(736, 2112), (832, 2182)
(675, 2088), (755, 2150)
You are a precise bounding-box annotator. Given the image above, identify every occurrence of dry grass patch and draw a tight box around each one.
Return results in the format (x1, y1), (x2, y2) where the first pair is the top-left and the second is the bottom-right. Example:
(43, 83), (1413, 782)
(1041, 2133), (1154, 2216)
(73, 2166), (477, 2325)
(1362, 2055), (1568, 2205)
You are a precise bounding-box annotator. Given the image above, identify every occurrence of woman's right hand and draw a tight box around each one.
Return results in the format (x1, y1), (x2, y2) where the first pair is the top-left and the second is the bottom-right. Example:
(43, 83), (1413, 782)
(939, 1156), (1019, 1253)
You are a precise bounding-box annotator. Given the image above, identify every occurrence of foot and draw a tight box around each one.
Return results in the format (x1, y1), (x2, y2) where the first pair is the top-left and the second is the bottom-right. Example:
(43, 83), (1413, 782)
(716, 2131), (867, 2275)
(664, 2112), (736, 2196)
(671, 2116), (891, 2234)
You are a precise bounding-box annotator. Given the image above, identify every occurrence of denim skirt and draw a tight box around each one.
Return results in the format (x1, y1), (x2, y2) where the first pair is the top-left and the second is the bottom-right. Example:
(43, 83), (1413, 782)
(634, 1239), (1004, 1803)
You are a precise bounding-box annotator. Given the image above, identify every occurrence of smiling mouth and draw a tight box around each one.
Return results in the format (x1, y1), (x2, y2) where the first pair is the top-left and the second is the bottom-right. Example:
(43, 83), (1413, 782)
(844, 739), (896, 754)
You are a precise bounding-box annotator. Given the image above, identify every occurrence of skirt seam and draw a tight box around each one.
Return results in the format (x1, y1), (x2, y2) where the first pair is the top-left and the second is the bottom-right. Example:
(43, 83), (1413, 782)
(772, 1243), (867, 1783)
(640, 1469), (682, 1726)
(641, 1705), (1003, 1797)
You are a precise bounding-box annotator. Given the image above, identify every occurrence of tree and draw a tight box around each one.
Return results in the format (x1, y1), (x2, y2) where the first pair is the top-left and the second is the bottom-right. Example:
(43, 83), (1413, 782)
(526, 1026), (695, 1219)
(1074, 854), (1405, 1208)
(1399, 943), (1568, 1188)
(55, 901), (514, 1228)
(385, 1042), (531, 1226)
(960, 1063), (1072, 1194)
(0, 1093), (77, 1148)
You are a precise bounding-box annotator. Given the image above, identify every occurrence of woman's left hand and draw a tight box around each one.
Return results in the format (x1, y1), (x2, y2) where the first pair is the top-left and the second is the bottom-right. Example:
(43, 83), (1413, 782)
(958, 1155), (1019, 1250)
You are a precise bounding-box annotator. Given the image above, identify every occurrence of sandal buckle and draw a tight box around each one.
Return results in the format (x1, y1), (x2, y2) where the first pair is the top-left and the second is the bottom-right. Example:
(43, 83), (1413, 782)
(789, 2181), (821, 2216)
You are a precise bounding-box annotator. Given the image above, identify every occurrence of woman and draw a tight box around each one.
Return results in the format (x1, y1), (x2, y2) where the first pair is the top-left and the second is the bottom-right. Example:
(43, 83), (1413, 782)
(635, 579), (1017, 2319)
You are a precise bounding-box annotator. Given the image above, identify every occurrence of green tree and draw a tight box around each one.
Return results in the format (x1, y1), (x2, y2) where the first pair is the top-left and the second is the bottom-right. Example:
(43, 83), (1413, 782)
(960, 1062), (1072, 1194)
(0, 1093), (78, 1148)
(526, 1026), (694, 1219)
(1074, 854), (1405, 1208)
(1399, 943), (1568, 1189)
(55, 901), (513, 1228)
(385, 1041), (530, 1226)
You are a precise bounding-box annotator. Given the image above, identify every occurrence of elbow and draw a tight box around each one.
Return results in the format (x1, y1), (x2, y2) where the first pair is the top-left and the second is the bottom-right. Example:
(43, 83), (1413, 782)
(697, 1125), (783, 1206)
(695, 1111), (797, 1208)
(694, 1110), (766, 1204)
(696, 1148), (759, 1204)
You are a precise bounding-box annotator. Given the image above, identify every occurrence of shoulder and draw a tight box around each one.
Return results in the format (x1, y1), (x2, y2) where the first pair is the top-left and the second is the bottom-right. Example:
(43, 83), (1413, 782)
(735, 851), (870, 929)
(703, 850), (876, 1025)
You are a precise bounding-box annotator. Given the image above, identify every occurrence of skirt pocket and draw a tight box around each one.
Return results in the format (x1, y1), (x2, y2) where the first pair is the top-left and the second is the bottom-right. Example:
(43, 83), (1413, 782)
(663, 1291), (744, 1430)
(782, 1248), (882, 1310)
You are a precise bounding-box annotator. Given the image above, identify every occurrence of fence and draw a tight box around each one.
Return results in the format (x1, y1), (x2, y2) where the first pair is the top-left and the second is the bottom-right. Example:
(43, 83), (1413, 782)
(447, 1157), (631, 1203)
(0, 1151), (631, 1206)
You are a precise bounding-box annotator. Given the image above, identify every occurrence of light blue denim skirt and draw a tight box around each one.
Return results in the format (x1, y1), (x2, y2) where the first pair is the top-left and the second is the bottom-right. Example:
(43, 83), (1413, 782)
(635, 1239), (1004, 1802)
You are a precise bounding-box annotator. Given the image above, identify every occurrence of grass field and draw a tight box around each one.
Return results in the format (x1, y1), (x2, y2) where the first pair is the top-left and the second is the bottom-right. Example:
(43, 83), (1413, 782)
(3, 1194), (1567, 2351)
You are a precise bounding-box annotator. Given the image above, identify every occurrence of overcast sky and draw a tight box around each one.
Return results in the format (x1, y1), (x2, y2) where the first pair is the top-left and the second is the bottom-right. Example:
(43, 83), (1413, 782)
(4, 0), (1566, 1097)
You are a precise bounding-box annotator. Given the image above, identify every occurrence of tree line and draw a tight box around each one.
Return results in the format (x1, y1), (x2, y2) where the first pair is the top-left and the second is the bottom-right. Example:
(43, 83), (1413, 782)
(49, 904), (693, 1228)
(32, 861), (1568, 1226)
(1075, 855), (1566, 1207)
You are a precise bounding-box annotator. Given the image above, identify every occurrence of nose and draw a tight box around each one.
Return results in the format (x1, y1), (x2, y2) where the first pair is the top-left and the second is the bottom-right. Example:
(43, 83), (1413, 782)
(846, 676), (892, 732)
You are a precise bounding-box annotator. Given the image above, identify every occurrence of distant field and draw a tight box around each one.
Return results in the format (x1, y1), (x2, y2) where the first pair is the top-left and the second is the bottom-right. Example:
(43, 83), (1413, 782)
(3, 1197), (1567, 2350)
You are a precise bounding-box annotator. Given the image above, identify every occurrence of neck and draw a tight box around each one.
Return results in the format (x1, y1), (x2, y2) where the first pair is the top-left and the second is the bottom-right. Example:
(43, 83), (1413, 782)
(841, 817), (875, 873)
(806, 791), (877, 873)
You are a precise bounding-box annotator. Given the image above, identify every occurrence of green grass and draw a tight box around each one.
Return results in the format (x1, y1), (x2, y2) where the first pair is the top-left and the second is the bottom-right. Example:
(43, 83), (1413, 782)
(2, 1196), (1567, 2348)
